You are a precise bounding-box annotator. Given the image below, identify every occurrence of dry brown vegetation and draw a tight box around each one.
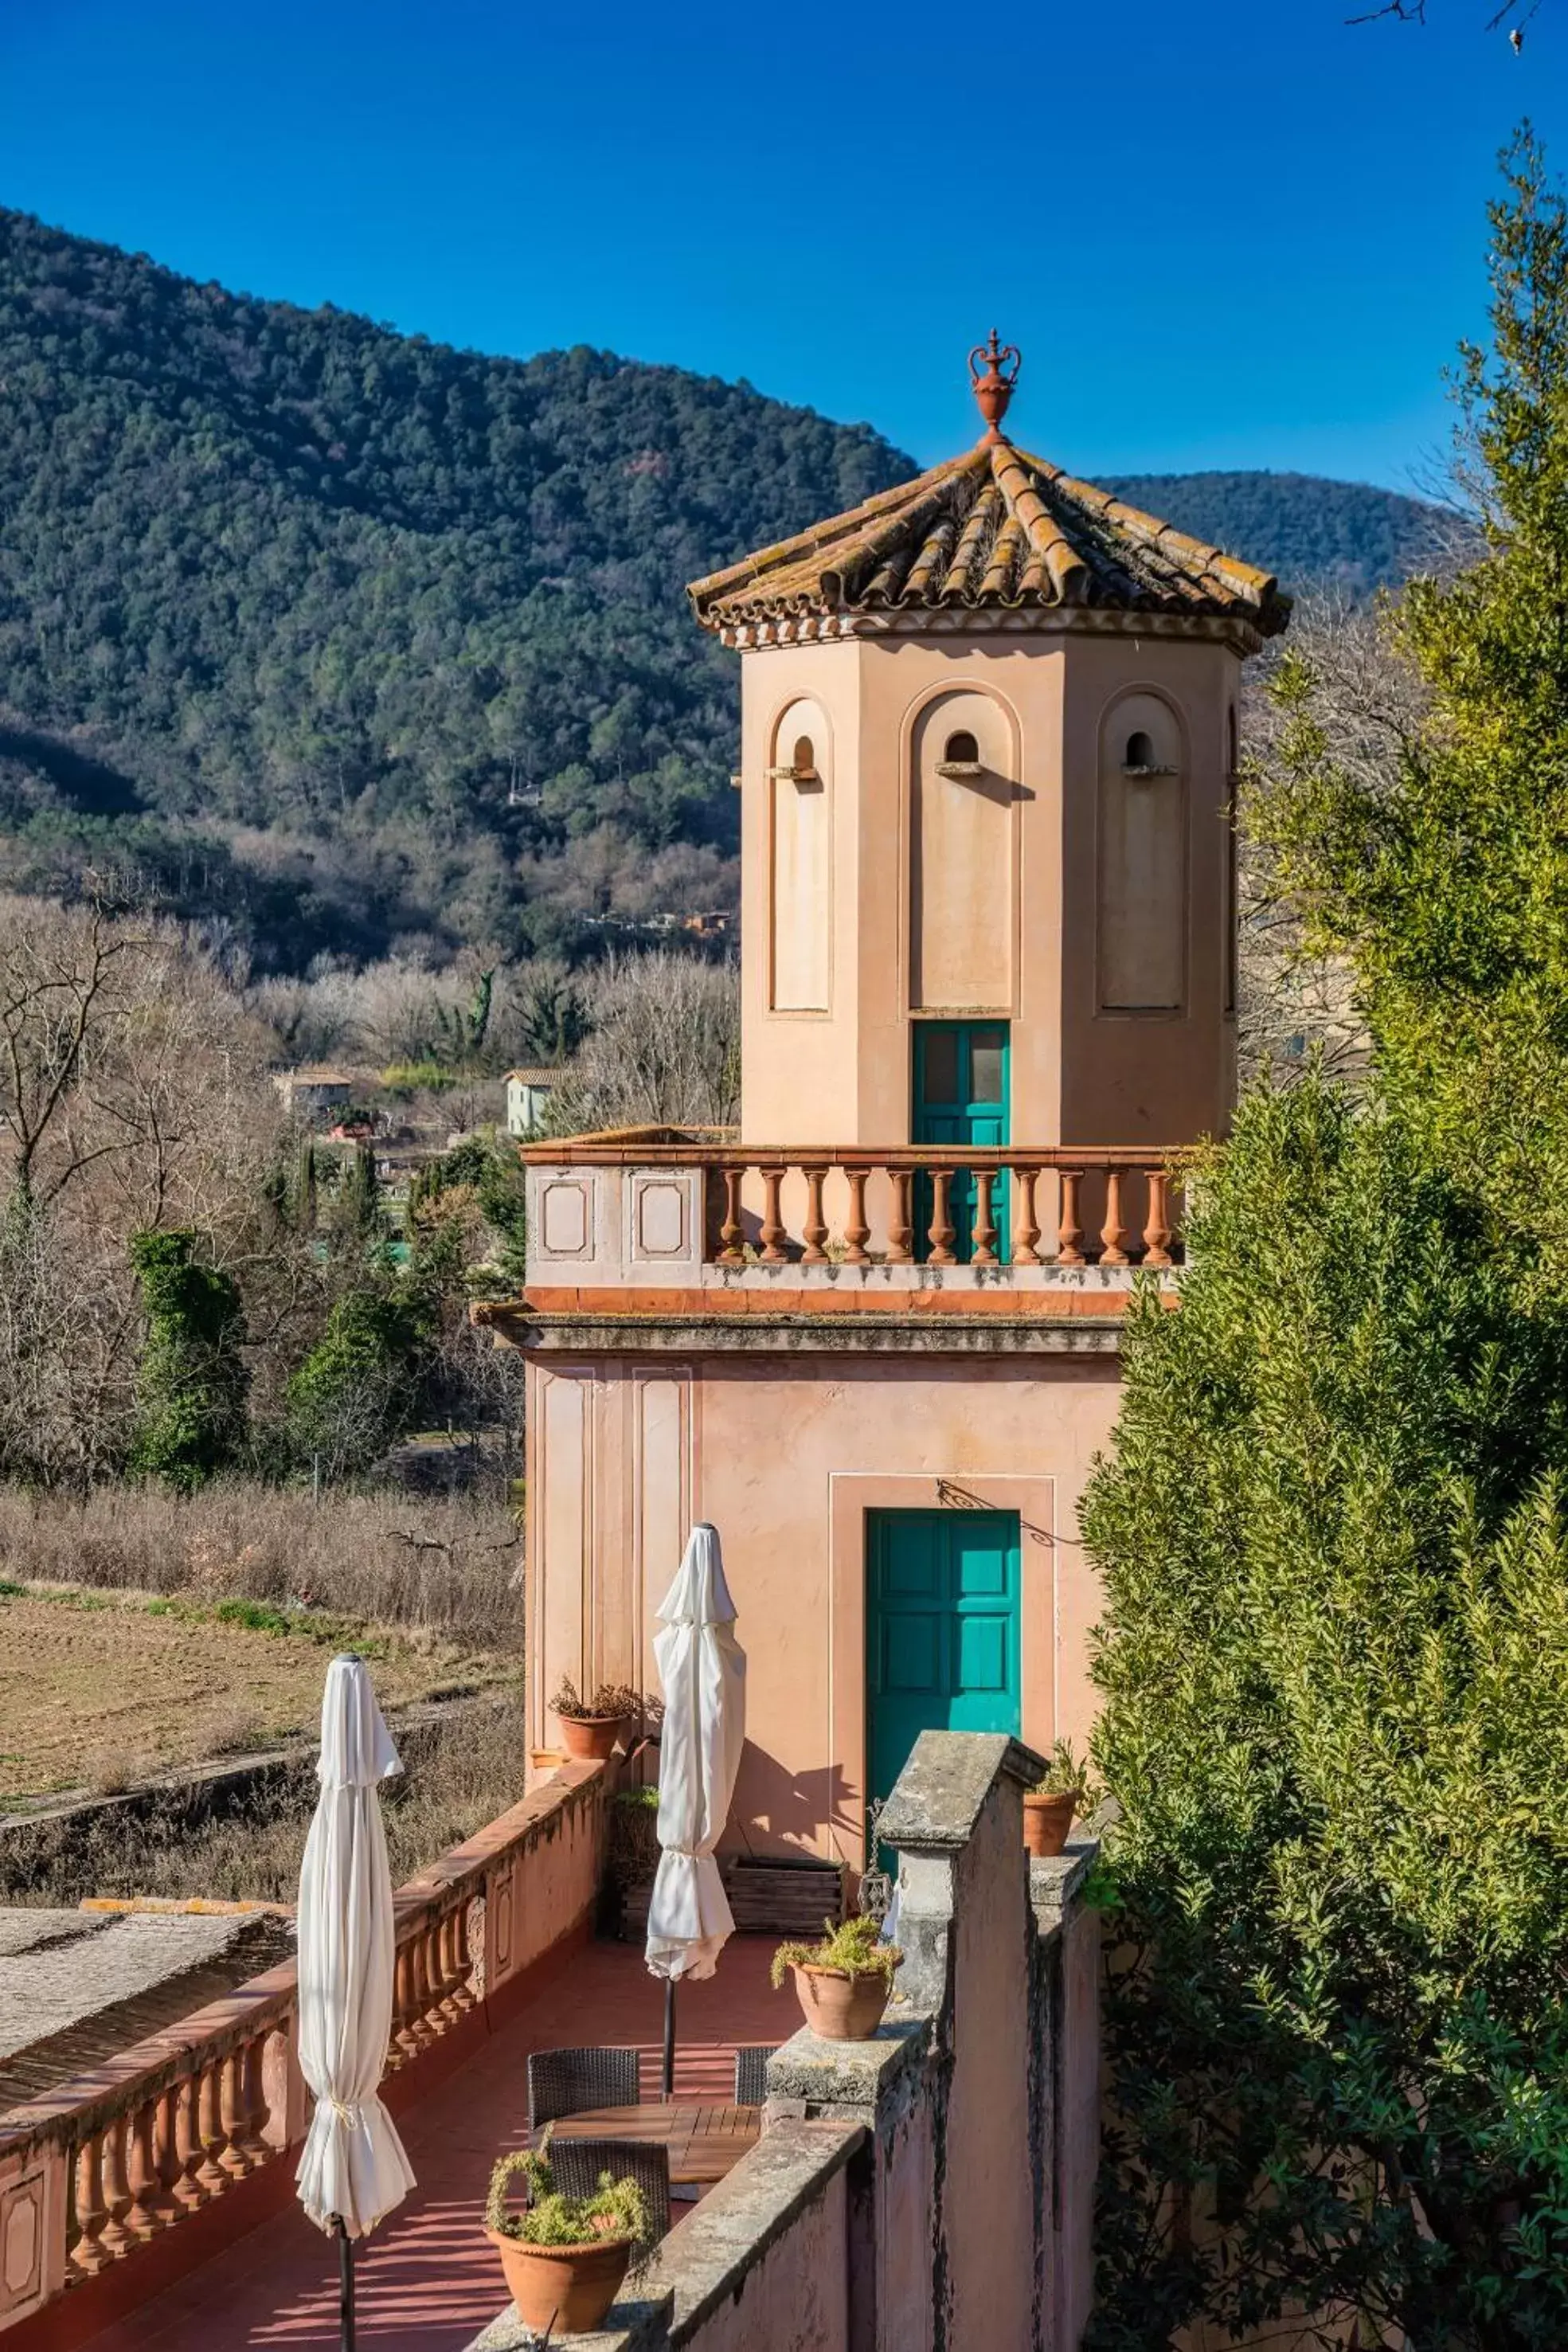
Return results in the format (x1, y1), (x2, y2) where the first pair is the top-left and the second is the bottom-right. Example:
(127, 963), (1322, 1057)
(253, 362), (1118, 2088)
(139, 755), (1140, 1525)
(0, 1478), (521, 1646)
(2, 1691), (527, 1907)
(0, 1577), (515, 1801)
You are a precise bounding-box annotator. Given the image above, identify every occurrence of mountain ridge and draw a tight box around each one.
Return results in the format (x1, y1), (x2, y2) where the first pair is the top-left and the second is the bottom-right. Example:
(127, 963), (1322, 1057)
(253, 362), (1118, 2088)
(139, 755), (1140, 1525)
(0, 207), (1445, 968)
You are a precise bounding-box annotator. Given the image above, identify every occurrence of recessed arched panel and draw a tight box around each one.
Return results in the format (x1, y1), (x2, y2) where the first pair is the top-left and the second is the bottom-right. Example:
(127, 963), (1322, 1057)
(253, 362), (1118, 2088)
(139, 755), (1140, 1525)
(769, 696), (831, 1012)
(1098, 691), (1186, 1014)
(910, 691), (1015, 1012)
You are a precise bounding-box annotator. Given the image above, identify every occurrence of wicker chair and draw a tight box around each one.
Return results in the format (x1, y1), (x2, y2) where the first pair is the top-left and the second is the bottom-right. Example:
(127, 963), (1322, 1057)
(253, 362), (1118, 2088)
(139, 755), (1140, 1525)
(733, 2045), (777, 2107)
(548, 2136), (671, 2255)
(527, 2045), (641, 2131)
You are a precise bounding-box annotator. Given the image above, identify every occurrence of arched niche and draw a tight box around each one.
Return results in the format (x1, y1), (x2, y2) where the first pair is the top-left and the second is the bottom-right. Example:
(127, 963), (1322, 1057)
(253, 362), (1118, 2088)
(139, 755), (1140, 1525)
(910, 689), (1016, 1012)
(768, 696), (831, 1012)
(1097, 691), (1187, 1014)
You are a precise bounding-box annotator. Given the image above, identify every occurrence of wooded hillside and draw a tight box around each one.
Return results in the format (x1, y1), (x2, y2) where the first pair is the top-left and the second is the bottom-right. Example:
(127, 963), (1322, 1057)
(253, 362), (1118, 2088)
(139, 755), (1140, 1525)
(0, 208), (1445, 967)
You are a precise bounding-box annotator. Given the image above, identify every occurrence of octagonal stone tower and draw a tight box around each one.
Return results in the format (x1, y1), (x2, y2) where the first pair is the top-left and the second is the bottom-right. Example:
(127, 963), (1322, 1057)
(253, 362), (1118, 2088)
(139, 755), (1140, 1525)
(687, 334), (1290, 1156)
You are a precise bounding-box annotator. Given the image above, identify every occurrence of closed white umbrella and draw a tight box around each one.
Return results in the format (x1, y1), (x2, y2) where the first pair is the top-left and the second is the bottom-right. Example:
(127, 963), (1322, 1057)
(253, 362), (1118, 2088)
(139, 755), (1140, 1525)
(295, 1655), (416, 2350)
(645, 1524), (745, 2094)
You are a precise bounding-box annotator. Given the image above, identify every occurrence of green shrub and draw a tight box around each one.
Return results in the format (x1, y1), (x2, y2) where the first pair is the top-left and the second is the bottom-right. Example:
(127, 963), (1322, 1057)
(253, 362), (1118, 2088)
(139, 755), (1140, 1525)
(127, 1231), (248, 1490)
(1085, 1076), (1568, 2350)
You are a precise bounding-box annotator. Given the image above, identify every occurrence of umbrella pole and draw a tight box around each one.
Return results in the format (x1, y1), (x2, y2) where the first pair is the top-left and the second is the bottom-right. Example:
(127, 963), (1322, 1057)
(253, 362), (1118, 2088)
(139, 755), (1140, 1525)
(335, 2216), (354, 2352)
(662, 1977), (676, 2099)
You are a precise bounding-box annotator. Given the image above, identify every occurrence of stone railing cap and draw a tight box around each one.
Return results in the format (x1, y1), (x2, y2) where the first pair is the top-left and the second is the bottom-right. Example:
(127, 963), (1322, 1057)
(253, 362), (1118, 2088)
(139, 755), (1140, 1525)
(878, 1729), (1045, 1853)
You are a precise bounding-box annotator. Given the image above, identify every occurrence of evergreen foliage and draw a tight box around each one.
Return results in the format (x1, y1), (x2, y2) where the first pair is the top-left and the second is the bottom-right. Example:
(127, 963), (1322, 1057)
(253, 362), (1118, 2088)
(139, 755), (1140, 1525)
(410, 1133), (529, 1293)
(1249, 133), (1568, 1258)
(1085, 1084), (1568, 2350)
(1090, 138), (1568, 2350)
(283, 1262), (433, 1477)
(0, 207), (907, 964)
(127, 1230), (248, 1489)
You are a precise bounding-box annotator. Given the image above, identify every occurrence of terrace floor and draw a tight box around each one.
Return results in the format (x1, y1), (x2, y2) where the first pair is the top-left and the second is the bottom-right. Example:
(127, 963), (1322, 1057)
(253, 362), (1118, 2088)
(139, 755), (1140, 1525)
(83, 1935), (797, 2352)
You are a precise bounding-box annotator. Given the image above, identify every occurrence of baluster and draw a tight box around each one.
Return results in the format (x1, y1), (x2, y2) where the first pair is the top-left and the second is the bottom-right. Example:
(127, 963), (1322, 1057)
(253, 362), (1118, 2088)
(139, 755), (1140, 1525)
(217, 2050), (252, 2179)
(421, 1920), (445, 2041)
(843, 1168), (870, 1264)
(168, 2075), (205, 2211)
(1100, 1168), (1130, 1265)
(123, 2096), (164, 2237)
(236, 2036), (271, 2167)
(407, 1925), (434, 2051)
(927, 1168), (956, 1266)
(451, 1900), (475, 2013)
(98, 2113), (133, 2257)
(718, 1167), (745, 1266)
(801, 1168), (829, 1263)
(971, 1168), (998, 1266)
(389, 1943), (417, 2064)
(1056, 1169), (1085, 1265)
(758, 1169), (788, 1263)
(434, 1908), (462, 2025)
(195, 2056), (229, 2194)
(71, 2135), (111, 2276)
(152, 2080), (181, 2220)
(1143, 1170), (1174, 1267)
(886, 1169), (913, 1263)
(1011, 1167), (1042, 1266)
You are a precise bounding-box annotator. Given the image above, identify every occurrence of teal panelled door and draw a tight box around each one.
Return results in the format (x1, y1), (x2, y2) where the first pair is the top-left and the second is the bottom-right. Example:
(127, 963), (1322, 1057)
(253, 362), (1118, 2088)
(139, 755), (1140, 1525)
(866, 1509), (1023, 1820)
(912, 1022), (1010, 1262)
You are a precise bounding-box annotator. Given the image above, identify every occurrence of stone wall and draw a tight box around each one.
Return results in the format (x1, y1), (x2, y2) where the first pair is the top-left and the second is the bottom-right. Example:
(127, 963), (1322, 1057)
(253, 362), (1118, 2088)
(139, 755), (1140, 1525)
(467, 1730), (1099, 2352)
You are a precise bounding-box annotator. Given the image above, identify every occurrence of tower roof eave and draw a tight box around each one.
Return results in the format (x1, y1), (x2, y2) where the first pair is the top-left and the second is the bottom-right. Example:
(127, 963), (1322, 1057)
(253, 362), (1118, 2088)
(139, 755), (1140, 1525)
(686, 439), (1292, 644)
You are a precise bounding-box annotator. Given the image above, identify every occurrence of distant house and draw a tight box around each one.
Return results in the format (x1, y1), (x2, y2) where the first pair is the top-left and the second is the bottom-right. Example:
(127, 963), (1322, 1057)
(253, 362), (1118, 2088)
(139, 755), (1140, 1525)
(272, 1067), (356, 1123)
(682, 909), (733, 940)
(505, 1067), (561, 1137)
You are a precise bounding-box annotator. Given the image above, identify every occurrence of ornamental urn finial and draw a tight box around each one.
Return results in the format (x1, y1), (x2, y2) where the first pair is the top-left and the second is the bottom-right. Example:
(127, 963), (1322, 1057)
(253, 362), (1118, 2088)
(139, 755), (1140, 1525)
(968, 330), (1020, 444)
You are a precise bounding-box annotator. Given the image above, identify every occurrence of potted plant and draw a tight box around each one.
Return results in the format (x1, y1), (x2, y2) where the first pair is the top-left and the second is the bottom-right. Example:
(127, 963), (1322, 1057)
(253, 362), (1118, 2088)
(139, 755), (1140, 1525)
(1023, 1741), (1091, 1858)
(549, 1676), (638, 1762)
(484, 2135), (648, 2335)
(771, 1912), (902, 2041)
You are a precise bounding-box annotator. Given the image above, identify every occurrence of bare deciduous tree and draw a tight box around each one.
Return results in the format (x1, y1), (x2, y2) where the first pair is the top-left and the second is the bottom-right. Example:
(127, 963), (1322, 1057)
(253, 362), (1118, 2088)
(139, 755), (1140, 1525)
(1237, 592), (1436, 1091)
(544, 951), (740, 1133)
(0, 897), (299, 1485)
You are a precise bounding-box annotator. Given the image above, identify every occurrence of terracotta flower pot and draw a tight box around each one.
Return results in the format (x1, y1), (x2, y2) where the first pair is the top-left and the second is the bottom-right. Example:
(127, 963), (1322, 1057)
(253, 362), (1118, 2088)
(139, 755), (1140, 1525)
(1023, 1790), (1077, 1858)
(792, 1963), (891, 2041)
(487, 2228), (633, 2335)
(555, 1712), (632, 1762)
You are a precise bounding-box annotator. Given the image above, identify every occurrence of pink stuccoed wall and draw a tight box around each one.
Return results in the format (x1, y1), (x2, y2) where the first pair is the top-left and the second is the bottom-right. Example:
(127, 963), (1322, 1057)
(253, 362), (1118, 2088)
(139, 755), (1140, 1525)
(525, 1348), (1122, 1871)
(675, 2157), (850, 2352)
(736, 629), (1242, 1156)
(944, 1775), (1038, 2351)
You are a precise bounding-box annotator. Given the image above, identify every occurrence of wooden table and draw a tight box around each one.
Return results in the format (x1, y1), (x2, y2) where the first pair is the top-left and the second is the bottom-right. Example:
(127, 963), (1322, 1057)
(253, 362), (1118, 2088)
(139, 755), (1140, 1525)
(535, 2102), (761, 2186)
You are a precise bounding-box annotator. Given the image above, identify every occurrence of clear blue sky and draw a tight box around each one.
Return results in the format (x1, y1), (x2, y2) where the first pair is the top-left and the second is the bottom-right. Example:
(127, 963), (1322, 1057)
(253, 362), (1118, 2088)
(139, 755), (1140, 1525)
(3, 1), (1565, 492)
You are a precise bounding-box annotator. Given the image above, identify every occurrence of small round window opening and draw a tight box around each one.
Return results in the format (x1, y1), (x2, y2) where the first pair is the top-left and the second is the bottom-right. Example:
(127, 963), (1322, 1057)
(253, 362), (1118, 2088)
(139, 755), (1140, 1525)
(792, 734), (817, 781)
(1124, 730), (1156, 771)
(944, 730), (980, 767)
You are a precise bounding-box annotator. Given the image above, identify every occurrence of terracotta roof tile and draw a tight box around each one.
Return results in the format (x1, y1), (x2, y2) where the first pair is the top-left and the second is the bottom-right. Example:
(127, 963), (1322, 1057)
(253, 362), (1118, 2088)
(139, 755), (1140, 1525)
(688, 440), (1290, 640)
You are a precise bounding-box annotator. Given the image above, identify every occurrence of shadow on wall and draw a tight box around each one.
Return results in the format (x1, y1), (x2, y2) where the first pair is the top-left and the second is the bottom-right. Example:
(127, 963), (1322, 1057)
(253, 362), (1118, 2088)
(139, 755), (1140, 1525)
(727, 1746), (855, 1859)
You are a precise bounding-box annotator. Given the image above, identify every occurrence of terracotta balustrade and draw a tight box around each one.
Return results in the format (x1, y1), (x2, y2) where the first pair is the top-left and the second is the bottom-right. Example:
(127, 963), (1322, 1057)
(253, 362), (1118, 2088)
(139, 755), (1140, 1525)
(0, 1764), (608, 2334)
(520, 1133), (1182, 1272)
(680, 1149), (1179, 1270)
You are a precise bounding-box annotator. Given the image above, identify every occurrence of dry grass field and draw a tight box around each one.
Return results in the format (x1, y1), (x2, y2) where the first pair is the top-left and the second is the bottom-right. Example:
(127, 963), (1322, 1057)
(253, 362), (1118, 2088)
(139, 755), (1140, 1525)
(0, 1482), (532, 1905)
(0, 1581), (514, 1802)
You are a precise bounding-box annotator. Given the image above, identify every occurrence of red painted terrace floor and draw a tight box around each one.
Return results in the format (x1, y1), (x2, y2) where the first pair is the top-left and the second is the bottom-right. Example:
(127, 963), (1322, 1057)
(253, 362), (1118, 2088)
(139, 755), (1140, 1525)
(83, 1936), (797, 2352)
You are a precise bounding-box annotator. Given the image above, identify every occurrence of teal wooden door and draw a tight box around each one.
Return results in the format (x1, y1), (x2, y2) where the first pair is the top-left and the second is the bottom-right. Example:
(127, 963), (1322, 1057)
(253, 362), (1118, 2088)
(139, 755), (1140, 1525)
(912, 1022), (1010, 1261)
(866, 1509), (1022, 1820)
